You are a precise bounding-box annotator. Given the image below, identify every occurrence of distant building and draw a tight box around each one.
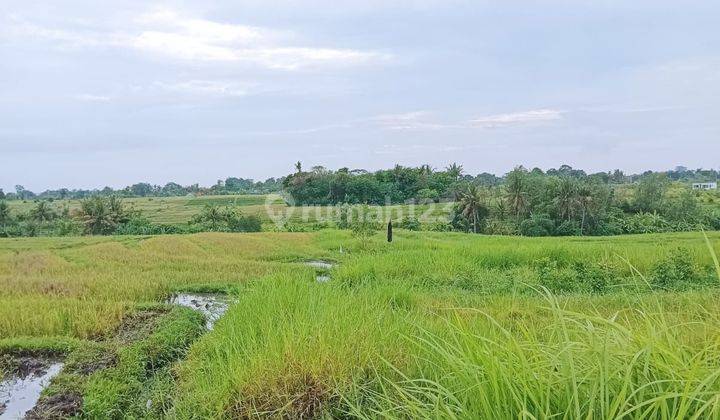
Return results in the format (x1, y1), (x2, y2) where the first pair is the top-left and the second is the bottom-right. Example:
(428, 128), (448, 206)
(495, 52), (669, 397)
(692, 182), (717, 190)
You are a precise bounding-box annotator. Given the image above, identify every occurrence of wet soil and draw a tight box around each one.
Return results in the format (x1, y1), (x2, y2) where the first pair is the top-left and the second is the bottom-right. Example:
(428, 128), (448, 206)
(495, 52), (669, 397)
(168, 293), (232, 329)
(0, 357), (63, 420)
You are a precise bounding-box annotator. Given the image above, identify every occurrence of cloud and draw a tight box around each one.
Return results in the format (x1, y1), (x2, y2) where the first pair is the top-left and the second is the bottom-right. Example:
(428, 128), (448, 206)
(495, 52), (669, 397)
(371, 111), (449, 130)
(153, 80), (250, 97)
(469, 109), (563, 128)
(5, 8), (392, 70)
(74, 94), (111, 102)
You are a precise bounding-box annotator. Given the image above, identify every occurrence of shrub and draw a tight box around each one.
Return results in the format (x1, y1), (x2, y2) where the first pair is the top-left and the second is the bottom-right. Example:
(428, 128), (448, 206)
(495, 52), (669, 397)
(484, 218), (517, 235)
(350, 205), (381, 248)
(190, 205), (261, 232)
(555, 220), (581, 236)
(399, 217), (421, 231)
(427, 221), (452, 232)
(572, 261), (617, 294)
(650, 248), (702, 290)
(620, 212), (671, 234)
(534, 257), (577, 293)
(519, 214), (555, 237)
(416, 188), (439, 204)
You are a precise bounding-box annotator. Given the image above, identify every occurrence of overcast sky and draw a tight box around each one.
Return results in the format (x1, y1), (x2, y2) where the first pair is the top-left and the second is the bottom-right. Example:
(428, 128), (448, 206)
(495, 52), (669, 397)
(1, 0), (719, 192)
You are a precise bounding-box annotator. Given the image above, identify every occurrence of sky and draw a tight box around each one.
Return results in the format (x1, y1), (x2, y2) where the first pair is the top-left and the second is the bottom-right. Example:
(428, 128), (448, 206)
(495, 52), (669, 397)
(1, 0), (719, 192)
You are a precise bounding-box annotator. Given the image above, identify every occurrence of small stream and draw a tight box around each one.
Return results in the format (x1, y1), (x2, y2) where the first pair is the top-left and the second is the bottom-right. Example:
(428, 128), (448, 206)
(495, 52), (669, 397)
(305, 260), (336, 283)
(0, 359), (63, 420)
(167, 293), (233, 330)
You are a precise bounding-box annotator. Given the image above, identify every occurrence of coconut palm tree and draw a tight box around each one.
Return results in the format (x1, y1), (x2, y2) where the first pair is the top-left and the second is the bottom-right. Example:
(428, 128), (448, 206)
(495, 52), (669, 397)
(458, 185), (489, 233)
(553, 177), (578, 222)
(577, 184), (594, 235)
(30, 201), (56, 222)
(0, 201), (10, 229)
(505, 168), (529, 221)
(78, 196), (116, 235)
(446, 163), (464, 180)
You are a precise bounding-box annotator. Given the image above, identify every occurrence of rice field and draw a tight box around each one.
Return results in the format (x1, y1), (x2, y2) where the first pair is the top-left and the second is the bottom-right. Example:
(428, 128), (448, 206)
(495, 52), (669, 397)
(2, 230), (720, 418)
(5, 194), (453, 227)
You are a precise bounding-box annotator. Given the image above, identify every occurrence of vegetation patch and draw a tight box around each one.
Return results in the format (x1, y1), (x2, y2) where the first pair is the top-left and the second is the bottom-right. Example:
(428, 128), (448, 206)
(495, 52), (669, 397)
(6, 305), (205, 419)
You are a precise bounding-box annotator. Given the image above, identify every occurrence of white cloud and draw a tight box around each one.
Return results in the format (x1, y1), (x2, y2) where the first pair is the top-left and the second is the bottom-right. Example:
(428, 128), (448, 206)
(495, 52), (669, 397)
(5, 8), (392, 70)
(469, 109), (563, 128)
(371, 111), (448, 130)
(153, 80), (251, 97)
(74, 94), (111, 102)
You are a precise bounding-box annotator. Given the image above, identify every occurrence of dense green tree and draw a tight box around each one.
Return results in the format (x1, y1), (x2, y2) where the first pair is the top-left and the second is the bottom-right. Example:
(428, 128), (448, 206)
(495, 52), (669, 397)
(505, 167), (530, 221)
(29, 201), (57, 222)
(446, 163), (464, 180)
(553, 177), (578, 222)
(77, 196), (128, 235)
(0, 201), (10, 226)
(633, 173), (668, 213)
(457, 185), (490, 233)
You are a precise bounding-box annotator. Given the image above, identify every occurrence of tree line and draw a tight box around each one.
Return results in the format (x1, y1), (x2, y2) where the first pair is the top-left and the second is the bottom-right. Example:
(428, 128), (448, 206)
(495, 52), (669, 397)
(282, 163), (719, 236)
(2, 177), (283, 201)
(0, 197), (261, 238)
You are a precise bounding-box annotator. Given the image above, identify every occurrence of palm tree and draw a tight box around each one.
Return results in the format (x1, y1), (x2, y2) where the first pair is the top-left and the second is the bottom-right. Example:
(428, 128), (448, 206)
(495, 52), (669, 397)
(576, 184), (594, 235)
(505, 168), (529, 221)
(191, 204), (226, 231)
(446, 163), (464, 180)
(78, 196), (116, 235)
(420, 164), (434, 175)
(458, 185), (489, 233)
(0, 201), (10, 233)
(553, 177), (578, 222)
(30, 201), (56, 222)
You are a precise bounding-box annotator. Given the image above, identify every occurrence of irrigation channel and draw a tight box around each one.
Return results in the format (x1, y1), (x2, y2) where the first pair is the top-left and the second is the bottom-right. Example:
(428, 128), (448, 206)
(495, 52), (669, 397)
(0, 259), (338, 418)
(305, 260), (337, 283)
(0, 358), (63, 419)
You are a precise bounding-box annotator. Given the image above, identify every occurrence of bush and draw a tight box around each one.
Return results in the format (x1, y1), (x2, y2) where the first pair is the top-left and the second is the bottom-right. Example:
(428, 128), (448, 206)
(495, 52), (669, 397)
(534, 257), (577, 293)
(572, 261), (617, 294)
(555, 220), (581, 236)
(116, 217), (187, 235)
(519, 214), (555, 237)
(190, 205), (261, 232)
(650, 248), (703, 290)
(399, 217), (421, 231)
(484, 218), (517, 235)
(427, 221), (452, 232)
(416, 188), (439, 204)
(620, 212), (671, 234)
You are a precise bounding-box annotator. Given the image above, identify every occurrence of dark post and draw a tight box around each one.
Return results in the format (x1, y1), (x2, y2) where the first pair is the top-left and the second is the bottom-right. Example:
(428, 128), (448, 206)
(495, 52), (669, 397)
(387, 220), (393, 242)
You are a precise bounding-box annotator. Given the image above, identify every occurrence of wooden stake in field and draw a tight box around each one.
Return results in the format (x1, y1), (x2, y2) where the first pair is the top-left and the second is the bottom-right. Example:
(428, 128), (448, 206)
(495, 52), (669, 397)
(387, 220), (393, 242)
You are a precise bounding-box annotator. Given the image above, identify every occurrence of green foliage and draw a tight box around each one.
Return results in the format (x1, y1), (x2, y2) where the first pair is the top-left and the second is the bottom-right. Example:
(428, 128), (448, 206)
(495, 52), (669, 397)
(416, 188), (439, 203)
(456, 185), (490, 233)
(556, 220), (581, 236)
(620, 212), (671, 234)
(633, 173), (668, 213)
(77, 196), (129, 235)
(350, 206), (381, 248)
(399, 216), (421, 231)
(650, 248), (704, 289)
(190, 205), (261, 232)
(29, 200), (57, 222)
(0, 201), (10, 226)
(519, 214), (555, 237)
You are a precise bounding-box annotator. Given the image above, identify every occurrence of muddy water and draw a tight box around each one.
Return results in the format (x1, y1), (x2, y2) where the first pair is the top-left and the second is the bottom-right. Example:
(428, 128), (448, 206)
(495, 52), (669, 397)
(305, 260), (336, 283)
(305, 260), (335, 270)
(0, 361), (63, 419)
(168, 293), (232, 329)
